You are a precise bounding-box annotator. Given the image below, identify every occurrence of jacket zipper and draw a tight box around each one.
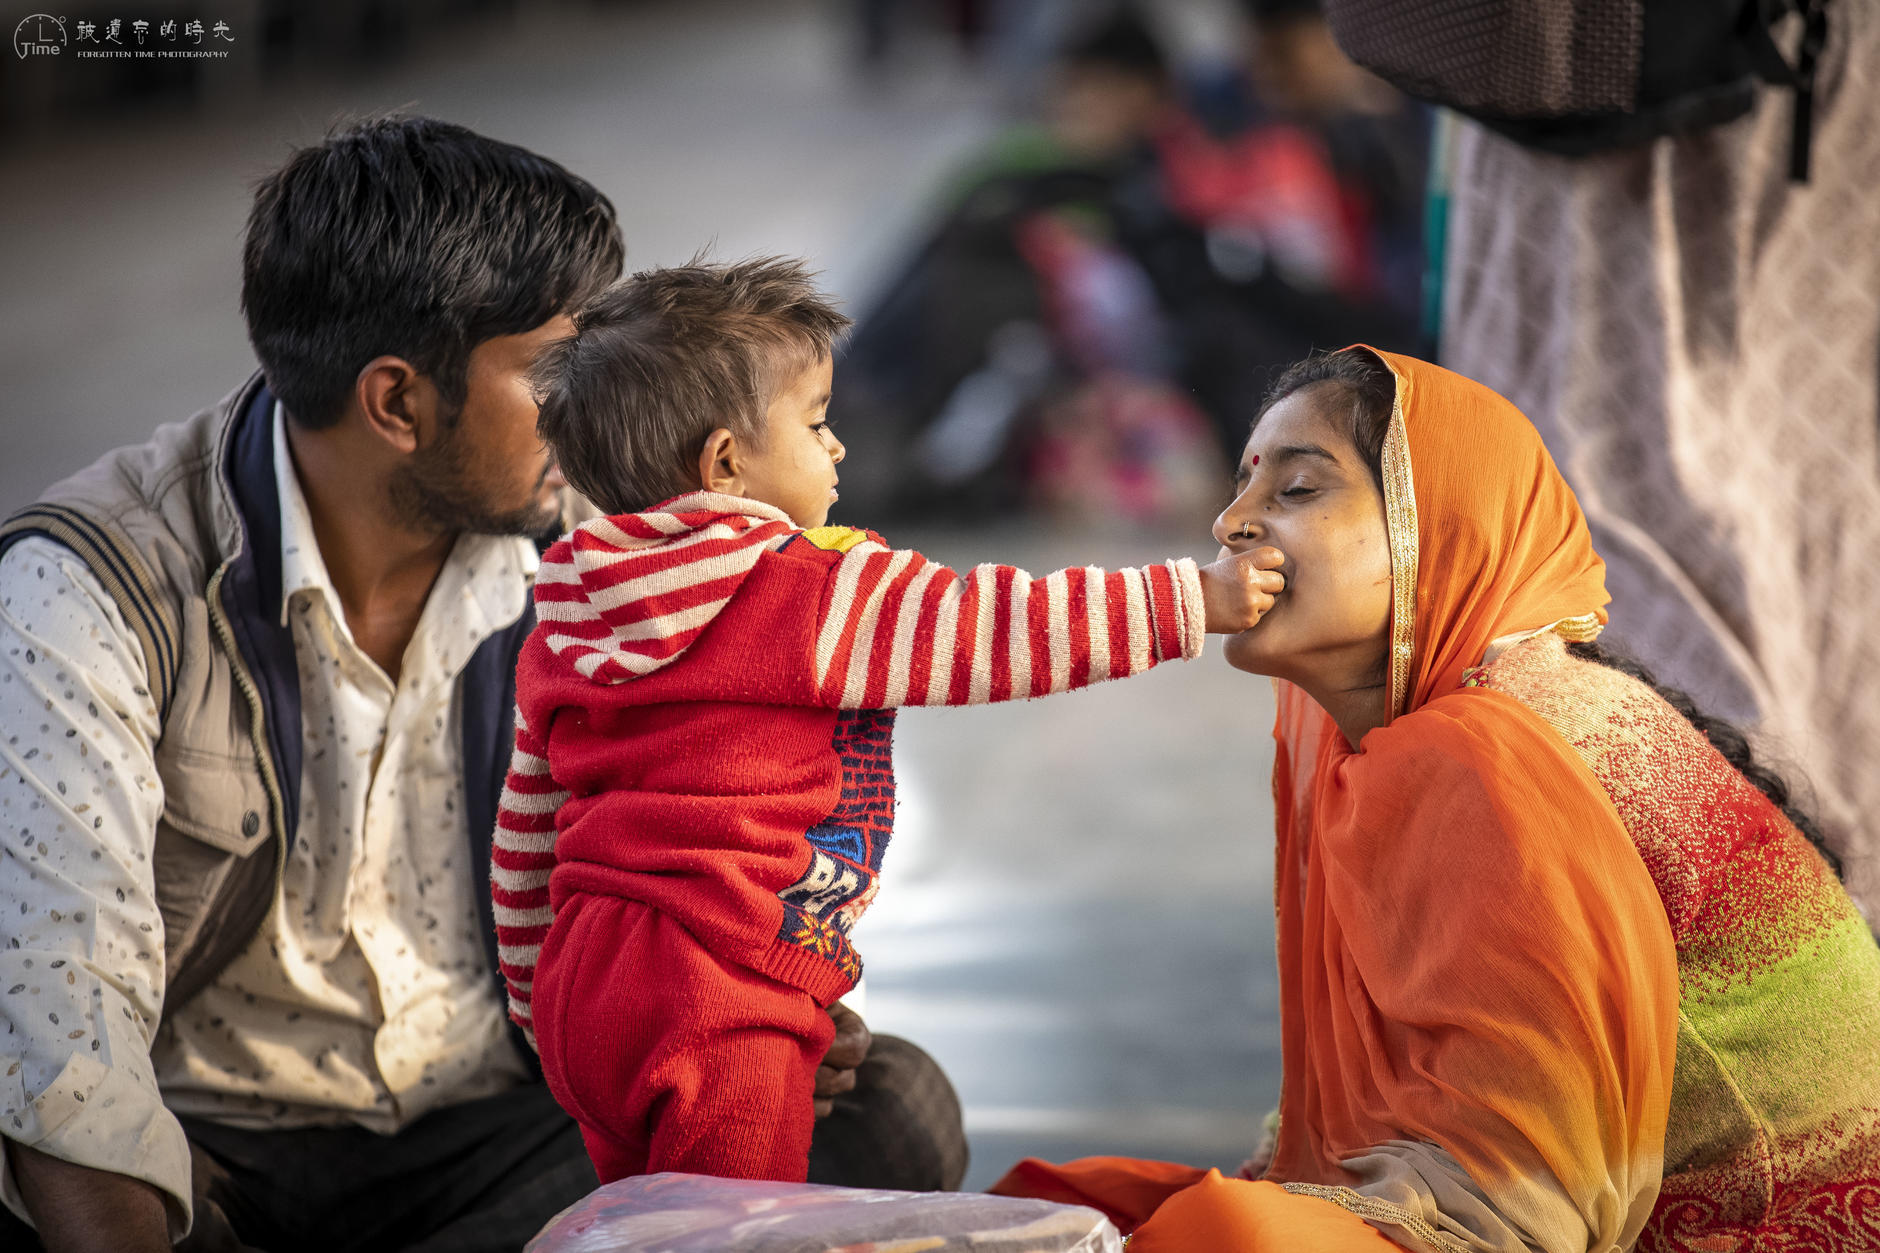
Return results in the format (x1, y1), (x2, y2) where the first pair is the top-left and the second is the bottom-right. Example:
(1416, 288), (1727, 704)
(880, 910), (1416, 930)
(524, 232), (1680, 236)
(204, 561), (290, 929)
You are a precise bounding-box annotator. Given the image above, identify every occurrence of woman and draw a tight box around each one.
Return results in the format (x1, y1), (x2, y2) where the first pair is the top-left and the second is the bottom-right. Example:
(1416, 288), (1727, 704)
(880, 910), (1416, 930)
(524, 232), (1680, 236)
(994, 348), (1880, 1251)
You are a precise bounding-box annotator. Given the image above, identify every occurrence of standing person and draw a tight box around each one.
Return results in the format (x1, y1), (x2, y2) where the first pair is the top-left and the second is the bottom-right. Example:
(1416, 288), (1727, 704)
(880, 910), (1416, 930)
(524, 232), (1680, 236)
(0, 116), (962, 1253)
(1430, 4), (1880, 918)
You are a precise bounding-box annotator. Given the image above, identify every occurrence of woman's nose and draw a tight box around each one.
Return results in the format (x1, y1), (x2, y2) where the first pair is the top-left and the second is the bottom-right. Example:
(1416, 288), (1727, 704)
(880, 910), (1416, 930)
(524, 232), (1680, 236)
(1214, 503), (1256, 547)
(828, 432), (846, 464)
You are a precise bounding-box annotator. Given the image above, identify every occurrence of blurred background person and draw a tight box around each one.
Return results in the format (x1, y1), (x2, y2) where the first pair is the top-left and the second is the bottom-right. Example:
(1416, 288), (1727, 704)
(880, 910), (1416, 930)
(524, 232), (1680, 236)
(830, 0), (1428, 526)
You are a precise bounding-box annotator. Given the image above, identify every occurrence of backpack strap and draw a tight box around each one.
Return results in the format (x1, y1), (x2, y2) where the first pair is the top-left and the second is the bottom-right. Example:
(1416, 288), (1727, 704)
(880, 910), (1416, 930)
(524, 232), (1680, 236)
(0, 504), (181, 721)
(1741, 0), (1832, 182)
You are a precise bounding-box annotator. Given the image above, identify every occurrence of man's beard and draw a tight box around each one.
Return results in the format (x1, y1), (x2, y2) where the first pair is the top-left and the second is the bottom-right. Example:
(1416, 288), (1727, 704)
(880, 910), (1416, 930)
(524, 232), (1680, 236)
(389, 421), (559, 539)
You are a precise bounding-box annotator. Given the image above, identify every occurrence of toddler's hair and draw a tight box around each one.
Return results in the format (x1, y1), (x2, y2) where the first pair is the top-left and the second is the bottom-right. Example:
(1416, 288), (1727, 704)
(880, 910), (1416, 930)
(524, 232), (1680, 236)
(533, 256), (851, 515)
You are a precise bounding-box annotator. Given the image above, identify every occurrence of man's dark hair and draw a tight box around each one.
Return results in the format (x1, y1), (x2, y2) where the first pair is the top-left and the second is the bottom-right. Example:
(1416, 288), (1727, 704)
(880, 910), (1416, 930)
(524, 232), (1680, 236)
(242, 114), (624, 429)
(533, 256), (852, 516)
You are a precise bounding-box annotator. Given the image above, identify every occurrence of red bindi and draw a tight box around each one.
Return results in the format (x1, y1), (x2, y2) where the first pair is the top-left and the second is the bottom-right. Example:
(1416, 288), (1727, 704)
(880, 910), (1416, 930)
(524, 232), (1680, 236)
(1250, 454), (1260, 466)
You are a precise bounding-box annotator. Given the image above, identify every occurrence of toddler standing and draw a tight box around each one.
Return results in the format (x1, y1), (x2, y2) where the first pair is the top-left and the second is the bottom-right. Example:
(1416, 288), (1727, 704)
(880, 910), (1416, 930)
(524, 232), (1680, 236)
(493, 258), (1284, 1184)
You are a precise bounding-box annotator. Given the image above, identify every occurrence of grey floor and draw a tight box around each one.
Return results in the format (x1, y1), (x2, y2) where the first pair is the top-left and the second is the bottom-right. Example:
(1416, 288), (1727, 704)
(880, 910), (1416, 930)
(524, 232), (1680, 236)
(0, 0), (1281, 1196)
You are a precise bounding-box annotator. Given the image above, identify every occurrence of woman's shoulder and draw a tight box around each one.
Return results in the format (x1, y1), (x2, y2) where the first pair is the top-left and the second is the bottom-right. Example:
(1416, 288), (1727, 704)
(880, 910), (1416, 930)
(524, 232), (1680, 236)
(1467, 631), (1853, 946)
(1462, 630), (1712, 804)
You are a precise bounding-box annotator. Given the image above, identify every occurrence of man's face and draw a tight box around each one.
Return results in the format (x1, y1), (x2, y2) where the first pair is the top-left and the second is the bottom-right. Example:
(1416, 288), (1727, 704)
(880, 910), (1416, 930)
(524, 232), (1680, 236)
(390, 315), (574, 537)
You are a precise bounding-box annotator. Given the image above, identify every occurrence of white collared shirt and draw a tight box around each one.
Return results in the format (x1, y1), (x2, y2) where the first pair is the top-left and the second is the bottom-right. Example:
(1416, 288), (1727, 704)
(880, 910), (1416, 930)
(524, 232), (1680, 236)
(0, 407), (539, 1230)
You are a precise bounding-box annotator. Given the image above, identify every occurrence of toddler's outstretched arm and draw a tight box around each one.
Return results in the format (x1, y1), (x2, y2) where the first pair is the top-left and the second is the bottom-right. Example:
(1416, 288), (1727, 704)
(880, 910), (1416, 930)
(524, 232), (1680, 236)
(807, 536), (1283, 708)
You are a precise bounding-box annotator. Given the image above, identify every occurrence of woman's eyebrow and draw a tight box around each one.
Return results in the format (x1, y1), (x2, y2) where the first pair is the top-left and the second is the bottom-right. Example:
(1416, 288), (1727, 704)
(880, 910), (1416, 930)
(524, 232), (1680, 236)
(1267, 444), (1340, 468)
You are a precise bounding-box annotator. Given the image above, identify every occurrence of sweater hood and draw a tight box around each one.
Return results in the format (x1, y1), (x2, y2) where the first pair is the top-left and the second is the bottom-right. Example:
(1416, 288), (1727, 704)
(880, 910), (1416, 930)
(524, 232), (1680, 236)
(532, 492), (797, 684)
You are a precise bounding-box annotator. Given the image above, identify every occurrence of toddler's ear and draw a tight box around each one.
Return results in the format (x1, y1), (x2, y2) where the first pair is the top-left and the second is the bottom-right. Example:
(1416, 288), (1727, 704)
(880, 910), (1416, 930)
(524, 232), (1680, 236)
(696, 427), (740, 495)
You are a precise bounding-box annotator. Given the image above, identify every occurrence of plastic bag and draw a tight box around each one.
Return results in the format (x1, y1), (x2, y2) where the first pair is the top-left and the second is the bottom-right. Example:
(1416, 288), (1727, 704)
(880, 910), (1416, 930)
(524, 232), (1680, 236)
(525, 1172), (1123, 1253)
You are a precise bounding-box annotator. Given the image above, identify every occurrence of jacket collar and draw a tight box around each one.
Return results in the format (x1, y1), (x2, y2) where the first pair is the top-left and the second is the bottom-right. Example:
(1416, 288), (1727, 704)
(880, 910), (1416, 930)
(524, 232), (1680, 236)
(204, 371), (272, 566)
(213, 375), (304, 835)
(219, 375), (288, 617)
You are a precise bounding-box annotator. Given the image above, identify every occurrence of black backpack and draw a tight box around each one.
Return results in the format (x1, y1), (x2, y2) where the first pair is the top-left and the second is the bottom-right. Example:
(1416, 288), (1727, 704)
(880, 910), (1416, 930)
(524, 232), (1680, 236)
(1322, 0), (1831, 179)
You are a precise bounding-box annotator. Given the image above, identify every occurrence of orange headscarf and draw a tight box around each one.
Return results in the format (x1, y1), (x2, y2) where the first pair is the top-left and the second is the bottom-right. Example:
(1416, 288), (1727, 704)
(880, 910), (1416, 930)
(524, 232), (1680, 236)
(1266, 350), (1679, 1248)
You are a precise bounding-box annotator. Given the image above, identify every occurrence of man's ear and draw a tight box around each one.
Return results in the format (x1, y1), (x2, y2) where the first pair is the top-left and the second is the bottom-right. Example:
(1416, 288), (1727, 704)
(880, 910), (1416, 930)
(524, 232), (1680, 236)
(354, 356), (436, 455)
(696, 427), (741, 495)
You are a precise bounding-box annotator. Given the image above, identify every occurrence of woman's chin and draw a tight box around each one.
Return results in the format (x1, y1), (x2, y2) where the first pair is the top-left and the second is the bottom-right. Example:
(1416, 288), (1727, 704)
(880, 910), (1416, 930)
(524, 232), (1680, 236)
(1222, 627), (1278, 675)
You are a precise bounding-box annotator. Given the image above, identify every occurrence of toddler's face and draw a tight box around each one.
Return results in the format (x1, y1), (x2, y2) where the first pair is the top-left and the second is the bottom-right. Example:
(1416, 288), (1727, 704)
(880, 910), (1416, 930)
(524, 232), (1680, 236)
(736, 354), (844, 529)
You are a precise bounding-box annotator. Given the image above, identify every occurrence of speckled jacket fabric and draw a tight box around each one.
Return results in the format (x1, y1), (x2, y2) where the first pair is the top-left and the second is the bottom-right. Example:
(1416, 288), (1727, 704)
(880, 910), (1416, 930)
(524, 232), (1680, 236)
(0, 377), (539, 1025)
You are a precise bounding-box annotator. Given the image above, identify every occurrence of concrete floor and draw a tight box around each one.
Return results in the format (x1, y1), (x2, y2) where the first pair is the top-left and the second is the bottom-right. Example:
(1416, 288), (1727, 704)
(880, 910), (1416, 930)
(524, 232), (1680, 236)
(0, 0), (1281, 1196)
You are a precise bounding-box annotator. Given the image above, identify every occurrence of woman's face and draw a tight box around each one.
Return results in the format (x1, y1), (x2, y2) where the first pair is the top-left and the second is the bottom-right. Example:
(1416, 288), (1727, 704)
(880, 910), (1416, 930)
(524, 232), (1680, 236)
(1212, 384), (1394, 689)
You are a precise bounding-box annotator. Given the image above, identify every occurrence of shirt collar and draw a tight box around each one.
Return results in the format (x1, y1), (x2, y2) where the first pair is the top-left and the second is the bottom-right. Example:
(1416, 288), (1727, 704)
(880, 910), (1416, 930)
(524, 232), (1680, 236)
(273, 402), (338, 629)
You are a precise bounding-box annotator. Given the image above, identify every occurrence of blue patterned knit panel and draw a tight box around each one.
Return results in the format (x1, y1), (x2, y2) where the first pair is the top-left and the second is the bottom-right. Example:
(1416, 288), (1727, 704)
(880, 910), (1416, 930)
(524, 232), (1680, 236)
(778, 707), (896, 946)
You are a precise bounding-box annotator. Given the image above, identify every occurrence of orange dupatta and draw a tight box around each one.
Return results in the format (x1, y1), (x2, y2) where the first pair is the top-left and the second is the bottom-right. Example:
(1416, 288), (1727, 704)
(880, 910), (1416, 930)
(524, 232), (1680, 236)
(1262, 351), (1678, 1250)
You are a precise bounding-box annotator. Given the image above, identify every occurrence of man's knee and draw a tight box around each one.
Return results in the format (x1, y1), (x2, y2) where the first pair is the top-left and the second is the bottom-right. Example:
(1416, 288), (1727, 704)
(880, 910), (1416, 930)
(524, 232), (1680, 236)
(807, 1033), (967, 1192)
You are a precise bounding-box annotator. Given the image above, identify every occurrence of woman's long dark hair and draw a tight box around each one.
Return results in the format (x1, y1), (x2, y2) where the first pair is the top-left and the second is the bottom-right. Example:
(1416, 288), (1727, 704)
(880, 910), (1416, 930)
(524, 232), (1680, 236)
(1254, 349), (1843, 880)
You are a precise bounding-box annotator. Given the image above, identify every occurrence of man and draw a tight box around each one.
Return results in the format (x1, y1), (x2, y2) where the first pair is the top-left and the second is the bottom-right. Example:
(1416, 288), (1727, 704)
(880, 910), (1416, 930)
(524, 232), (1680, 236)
(0, 116), (964, 1253)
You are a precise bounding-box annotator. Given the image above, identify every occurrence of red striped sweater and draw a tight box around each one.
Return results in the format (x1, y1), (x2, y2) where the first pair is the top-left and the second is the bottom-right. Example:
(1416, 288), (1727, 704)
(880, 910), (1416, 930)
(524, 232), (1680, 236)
(493, 492), (1205, 1043)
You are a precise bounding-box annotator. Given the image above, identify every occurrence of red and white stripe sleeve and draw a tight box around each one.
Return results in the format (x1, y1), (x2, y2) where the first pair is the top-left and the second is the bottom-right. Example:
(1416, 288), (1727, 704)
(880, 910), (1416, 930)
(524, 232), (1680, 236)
(810, 544), (1205, 709)
(490, 710), (569, 1049)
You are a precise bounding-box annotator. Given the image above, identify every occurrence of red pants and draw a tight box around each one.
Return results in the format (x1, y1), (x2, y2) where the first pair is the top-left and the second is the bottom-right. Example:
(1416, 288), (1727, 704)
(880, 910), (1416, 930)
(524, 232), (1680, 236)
(531, 892), (836, 1183)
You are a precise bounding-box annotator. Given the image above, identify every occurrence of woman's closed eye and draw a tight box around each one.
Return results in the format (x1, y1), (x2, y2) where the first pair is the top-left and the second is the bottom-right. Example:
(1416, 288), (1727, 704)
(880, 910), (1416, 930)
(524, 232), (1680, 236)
(1280, 483), (1318, 499)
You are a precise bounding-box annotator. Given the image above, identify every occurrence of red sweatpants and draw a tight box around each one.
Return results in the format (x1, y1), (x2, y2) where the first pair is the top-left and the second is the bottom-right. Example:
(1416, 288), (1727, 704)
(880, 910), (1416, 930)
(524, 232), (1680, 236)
(531, 891), (836, 1183)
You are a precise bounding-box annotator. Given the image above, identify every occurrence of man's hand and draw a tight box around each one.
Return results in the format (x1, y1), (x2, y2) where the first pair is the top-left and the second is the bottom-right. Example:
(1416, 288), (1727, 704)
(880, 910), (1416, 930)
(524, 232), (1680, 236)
(8, 1142), (171, 1253)
(814, 1001), (871, 1118)
(1199, 547), (1286, 634)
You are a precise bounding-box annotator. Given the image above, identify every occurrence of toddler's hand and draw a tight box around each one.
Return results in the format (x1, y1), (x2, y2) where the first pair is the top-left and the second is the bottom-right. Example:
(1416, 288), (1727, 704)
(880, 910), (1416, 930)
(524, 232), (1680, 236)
(1199, 547), (1285, 634)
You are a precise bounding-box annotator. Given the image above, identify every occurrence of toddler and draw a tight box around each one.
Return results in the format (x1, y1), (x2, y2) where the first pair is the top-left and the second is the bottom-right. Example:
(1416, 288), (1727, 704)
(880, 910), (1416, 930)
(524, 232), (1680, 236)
(493, 257), (1283, 1184)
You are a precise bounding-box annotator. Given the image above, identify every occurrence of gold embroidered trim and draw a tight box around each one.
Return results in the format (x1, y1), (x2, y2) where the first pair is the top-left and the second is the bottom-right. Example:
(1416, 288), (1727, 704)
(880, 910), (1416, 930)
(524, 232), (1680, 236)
(1552, 612), (1604, 642)
(1381, 378), (1419, 720)
(1280, 1183), (1473, 1253)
